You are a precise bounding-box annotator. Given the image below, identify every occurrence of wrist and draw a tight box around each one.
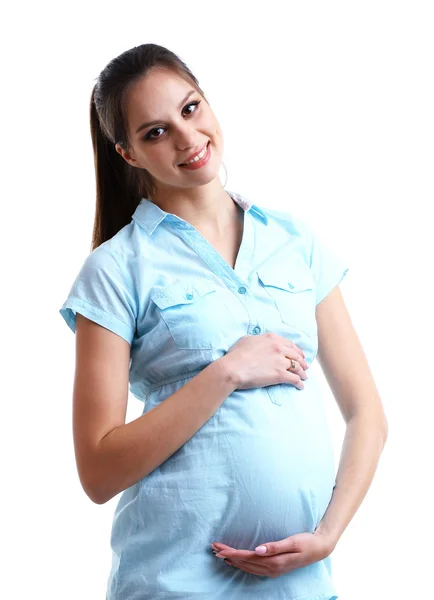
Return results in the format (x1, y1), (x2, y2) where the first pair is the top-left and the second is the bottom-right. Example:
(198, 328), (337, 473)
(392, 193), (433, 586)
(313, 523), (339, 554)
(217, 354), (239, 389)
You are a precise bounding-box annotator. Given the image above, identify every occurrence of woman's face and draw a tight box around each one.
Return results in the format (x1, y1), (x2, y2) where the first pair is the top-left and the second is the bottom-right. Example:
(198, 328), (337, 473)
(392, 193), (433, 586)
(116, 68), (224, 194)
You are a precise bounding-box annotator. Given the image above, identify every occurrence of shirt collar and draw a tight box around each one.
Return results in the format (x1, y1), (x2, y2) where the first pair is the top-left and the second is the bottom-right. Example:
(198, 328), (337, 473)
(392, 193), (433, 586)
(131, 189), (268, 235)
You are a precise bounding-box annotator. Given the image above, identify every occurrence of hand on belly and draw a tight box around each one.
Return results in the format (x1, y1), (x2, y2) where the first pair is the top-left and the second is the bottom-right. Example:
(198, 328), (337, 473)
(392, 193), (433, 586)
(210, 530), (333, 578)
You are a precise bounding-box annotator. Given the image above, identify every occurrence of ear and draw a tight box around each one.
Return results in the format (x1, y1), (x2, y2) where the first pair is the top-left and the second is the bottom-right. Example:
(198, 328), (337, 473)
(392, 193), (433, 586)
(115, 143), (138, 168)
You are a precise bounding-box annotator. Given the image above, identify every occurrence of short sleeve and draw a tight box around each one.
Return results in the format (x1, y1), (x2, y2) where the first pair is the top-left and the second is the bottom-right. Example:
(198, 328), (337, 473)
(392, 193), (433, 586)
(59, 246), (137, 345)
(294, 214), (350, 306)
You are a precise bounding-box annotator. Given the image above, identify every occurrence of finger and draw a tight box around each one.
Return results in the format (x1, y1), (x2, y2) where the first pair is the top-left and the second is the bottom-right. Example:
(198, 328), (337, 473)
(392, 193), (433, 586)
(225, 560), (268, 577)
(216, 549), (258, 561)
(281, 337), (304, 353)
(282, 365), (305, 389)
(211, 542), (234, 551)
(282, 343), (309, 370)
(228, 556), (270, 570)
(284, 356), (308, 381)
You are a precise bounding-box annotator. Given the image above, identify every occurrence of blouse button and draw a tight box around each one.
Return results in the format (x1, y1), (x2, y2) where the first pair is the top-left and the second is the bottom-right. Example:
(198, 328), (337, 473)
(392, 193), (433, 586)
(253, 326), (261, 335)
(238, 286), (247, 294)
(186, 293), (194, 300)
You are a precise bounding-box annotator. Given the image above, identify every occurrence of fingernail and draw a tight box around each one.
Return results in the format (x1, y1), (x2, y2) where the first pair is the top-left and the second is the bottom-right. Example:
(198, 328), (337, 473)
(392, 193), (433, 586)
(255, 545), (267, 554)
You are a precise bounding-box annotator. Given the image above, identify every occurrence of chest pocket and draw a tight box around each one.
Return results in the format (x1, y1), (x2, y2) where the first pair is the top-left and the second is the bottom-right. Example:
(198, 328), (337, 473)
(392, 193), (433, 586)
(150, 279), (235, 350)
(257, 262), (317, 337)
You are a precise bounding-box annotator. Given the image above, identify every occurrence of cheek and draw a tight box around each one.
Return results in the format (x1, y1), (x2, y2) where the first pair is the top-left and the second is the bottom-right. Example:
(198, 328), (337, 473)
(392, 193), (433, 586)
(205, 110), (221, 138)
(214, 120), (223, 138)
(211, 122), (224, 150)
(217, 131), (224, 157)
(151, 149), (173, 171)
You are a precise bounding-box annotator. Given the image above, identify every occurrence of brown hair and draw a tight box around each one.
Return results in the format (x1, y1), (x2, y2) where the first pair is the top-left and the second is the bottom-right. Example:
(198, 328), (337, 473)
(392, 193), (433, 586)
(89, 43), (208, 251)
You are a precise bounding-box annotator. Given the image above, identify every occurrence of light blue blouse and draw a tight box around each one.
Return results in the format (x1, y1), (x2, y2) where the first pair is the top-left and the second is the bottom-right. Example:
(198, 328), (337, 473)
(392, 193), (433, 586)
(59, 190), (349, 599)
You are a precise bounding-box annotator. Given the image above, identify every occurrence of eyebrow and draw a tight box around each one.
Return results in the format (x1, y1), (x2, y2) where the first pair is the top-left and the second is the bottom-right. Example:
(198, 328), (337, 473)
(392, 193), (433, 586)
(135, 89), (197, 135)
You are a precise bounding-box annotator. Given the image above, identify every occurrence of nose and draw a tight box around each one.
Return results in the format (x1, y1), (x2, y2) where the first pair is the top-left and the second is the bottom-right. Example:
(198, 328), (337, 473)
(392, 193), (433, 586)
(173, 120), (201, 150)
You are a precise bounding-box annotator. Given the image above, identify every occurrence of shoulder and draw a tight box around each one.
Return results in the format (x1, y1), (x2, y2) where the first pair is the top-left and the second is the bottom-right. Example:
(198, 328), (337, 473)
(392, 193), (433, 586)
(258, 205), (314, 240)
(79, 242), (124, 279)
(60, 227), (139, 345)
(256, 205), (316, 265)
(84, 220), (144, 274)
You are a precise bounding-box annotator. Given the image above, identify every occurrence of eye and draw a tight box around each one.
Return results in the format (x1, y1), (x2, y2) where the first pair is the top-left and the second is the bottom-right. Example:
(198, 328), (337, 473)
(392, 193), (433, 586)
(143, 101), (201, 141)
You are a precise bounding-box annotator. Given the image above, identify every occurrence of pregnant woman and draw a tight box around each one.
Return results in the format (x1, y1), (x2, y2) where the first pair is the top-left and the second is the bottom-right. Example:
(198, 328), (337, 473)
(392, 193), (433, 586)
(59, 43), (388, 599)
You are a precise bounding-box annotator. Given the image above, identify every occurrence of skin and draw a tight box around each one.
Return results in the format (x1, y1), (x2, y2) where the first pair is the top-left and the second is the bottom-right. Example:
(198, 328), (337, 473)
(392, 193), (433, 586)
(115, 67), (239, 238)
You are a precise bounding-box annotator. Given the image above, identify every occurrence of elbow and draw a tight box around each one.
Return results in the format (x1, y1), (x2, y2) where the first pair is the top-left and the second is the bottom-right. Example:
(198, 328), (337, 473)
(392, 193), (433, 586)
(84, 483), (112, 505)
(348, 409), (389, 448)
(81, 479), (105, 505)
(378, 408), (389, 447)
(382, 416), (389, 446)
(78, 445), (116, 505)
(80, 472), (112, 505)
(375, 415), (389, 450)
(87, 488), (109, 505)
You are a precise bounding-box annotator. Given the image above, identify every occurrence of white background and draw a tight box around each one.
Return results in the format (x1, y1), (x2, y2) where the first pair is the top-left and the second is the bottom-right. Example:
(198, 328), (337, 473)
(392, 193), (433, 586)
(2, 1), (433, 598)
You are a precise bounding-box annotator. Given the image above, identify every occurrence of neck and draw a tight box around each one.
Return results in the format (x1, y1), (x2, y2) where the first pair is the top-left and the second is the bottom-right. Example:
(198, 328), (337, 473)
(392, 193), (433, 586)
(151, 183), (241, 236)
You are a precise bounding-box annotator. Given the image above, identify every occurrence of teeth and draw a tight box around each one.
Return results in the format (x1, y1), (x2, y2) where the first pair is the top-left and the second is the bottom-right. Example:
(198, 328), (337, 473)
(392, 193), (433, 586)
(182, 143), (208, 165)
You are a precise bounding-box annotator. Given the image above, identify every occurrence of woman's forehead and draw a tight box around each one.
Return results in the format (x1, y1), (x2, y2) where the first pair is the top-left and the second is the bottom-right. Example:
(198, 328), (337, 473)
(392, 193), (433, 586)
(125, 71), (196, 123)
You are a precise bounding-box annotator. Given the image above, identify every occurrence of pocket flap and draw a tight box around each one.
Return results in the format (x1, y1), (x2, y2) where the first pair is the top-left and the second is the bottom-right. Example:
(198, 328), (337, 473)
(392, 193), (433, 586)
(151, 279), (217, 310)
(257, 262), (313, 293)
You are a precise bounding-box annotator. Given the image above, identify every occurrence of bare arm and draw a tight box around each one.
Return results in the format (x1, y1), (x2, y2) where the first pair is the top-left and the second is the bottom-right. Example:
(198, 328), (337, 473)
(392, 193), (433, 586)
(73, 313), (236, 505)
(312, 285), (388, 549)
(94, 358), (236, 504)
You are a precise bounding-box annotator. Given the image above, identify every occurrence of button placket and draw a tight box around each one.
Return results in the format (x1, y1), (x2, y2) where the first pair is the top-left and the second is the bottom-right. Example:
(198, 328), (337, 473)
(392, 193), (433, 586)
(168, 210), (257, 310)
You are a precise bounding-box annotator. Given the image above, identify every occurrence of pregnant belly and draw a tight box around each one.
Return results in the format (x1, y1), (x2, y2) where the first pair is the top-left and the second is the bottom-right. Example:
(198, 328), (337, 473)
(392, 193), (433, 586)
(139, 378), (336, 551)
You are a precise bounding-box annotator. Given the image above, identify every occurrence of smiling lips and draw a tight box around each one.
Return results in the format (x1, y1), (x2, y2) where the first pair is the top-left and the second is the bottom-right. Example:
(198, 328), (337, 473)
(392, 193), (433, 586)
(179, 142), (209, 166)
